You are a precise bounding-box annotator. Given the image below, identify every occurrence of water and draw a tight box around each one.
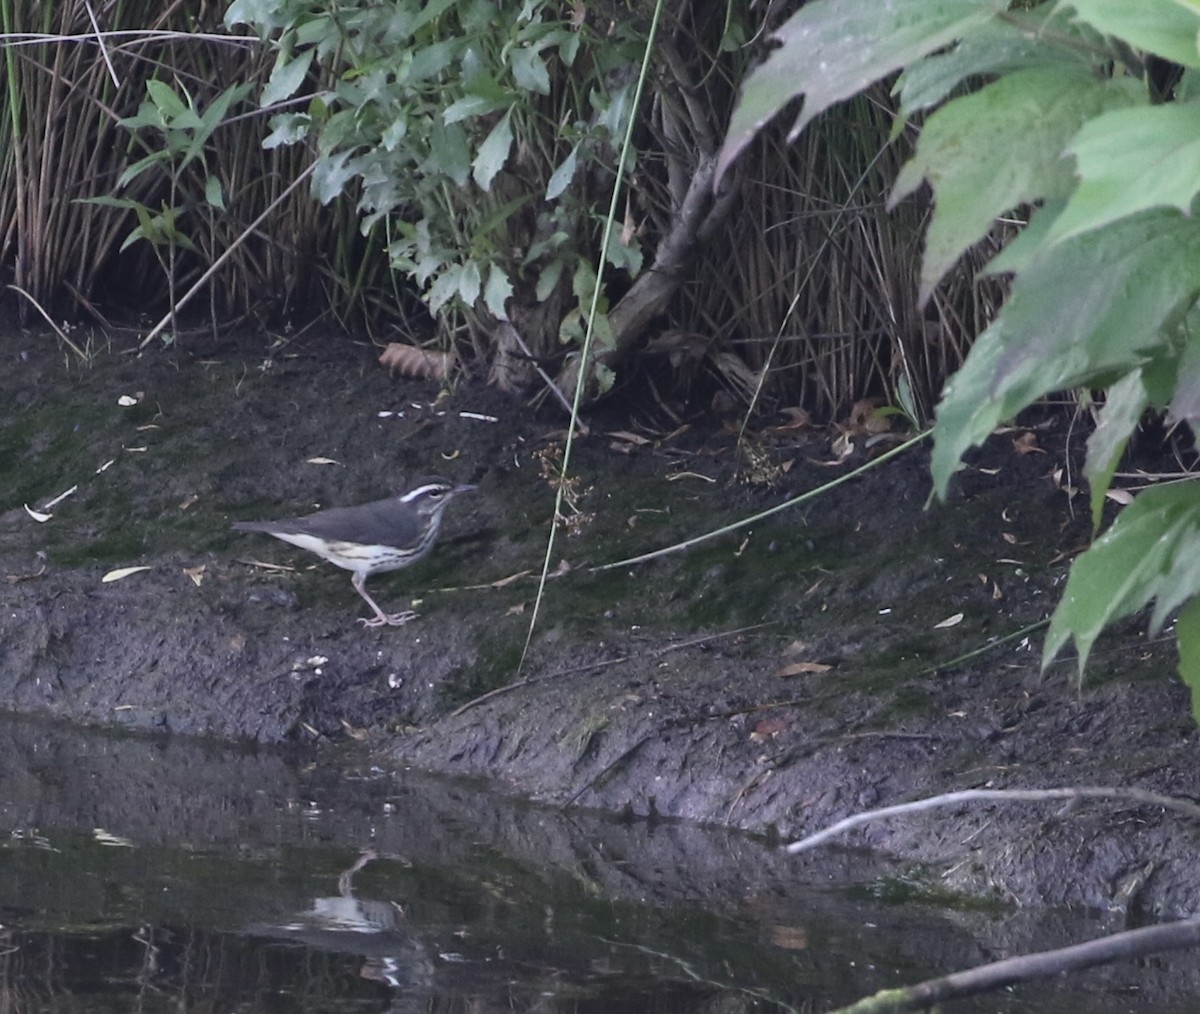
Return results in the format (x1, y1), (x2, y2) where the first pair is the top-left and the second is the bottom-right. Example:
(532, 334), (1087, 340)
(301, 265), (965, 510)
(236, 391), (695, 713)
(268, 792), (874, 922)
(0, 714), (1193, 1012)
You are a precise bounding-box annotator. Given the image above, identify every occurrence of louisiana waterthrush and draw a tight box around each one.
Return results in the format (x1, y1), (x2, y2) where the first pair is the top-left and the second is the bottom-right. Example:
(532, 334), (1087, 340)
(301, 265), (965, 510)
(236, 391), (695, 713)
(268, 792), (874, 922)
(233, 479), (475, 628)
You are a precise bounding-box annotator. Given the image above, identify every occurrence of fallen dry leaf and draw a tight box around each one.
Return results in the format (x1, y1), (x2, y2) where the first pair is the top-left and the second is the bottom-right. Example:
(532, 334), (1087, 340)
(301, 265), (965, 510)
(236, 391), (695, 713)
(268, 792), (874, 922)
(102, 566), (152, 583)
(1012, 432), (1044, 455)
(378, 342), (454, 381)
(340, 719), (370, 741)
(506, 602), (526, 616)
(768, 924), (809, 951)
(934, 612), (964, 629)
(750, 717), (788, 741)
(1105, 488), (1134, 505)
(830, 431), (855, 460)
(306, 456), (341, 466)
(776, 660), (832, 677)
(5, 564), (46, 585)
(184, 565), (206, 587)
(764, 406), (811, 435)
(846, 397), (880, 429)
(608, 429), (651, 446)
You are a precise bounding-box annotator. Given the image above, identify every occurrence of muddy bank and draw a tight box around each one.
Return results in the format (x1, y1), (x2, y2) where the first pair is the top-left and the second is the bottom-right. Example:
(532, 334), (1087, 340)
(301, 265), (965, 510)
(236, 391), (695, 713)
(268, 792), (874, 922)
(2, 327), (1198, 914)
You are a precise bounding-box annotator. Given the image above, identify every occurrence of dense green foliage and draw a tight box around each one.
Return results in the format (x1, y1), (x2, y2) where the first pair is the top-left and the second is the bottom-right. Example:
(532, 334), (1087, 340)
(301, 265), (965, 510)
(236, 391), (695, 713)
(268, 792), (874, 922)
(225, 0), (663, 392)
(0, 1), (1002, 419)
(720, 0), (1200, 715)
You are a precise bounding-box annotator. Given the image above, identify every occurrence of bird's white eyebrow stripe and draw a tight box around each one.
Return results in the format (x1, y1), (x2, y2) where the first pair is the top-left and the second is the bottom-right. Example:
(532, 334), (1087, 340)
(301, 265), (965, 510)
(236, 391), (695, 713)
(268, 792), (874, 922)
(399, 483), (445, 502)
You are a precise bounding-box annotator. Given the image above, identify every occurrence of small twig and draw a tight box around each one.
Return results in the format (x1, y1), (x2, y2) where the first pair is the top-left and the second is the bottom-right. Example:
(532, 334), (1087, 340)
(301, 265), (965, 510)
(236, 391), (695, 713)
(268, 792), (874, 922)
(139, 164), (316, 349)
(834, 916), (1200, 1014)
(591, 430), (931, 573)
(786, 786), (1200, 855)
(8, 285), (88, 361)
(83, 1), (119, 88)
(917, 618), (1048, 676)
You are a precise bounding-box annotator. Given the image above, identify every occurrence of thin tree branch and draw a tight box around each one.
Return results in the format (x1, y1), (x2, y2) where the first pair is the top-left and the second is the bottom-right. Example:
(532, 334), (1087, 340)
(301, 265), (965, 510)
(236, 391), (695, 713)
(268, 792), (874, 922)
(786, 786), (1200, 855)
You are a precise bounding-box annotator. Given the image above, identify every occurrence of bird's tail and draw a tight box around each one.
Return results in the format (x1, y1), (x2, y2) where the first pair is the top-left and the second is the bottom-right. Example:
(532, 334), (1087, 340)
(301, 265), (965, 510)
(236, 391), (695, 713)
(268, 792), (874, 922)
(231, 520), (276, 532)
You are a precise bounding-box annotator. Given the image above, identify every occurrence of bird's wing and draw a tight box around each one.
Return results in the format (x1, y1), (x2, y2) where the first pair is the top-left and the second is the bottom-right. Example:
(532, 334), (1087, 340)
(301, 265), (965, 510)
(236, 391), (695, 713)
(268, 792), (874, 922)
(283, 497), (422, 547)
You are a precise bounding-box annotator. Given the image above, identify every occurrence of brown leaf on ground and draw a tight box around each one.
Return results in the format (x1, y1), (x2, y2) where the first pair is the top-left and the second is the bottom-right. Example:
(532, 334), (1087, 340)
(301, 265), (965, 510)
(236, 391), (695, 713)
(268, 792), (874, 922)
(750, 717), (788, 741)
(776, 661), (832, 677)
(1012, 431), (1044, 455)
(378, 342), (453, 381)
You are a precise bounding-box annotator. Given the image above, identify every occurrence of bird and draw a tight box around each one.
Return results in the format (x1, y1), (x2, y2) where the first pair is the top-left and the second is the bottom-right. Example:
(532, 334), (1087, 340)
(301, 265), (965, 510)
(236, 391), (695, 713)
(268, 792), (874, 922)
(232, 478), (476, 628)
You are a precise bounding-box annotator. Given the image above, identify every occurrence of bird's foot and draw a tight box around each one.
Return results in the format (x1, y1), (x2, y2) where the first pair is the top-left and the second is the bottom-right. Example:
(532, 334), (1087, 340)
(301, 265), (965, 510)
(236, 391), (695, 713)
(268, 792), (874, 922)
(358, 610), (419, 628)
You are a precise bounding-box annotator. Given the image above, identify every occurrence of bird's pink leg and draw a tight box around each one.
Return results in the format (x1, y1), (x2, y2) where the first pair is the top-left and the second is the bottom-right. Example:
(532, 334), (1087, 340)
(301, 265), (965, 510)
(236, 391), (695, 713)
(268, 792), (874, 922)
(352, 574), (418, 628)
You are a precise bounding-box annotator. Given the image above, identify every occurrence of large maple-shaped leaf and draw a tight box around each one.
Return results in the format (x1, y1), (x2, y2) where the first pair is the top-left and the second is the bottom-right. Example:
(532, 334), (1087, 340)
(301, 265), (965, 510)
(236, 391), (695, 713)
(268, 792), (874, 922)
(1044, 482), (1200, 682)
(716, 0), (1007, 182)
(1046, 102), (1200, 246)
(932, 211), (1200, 494)
(891, 68), (1142, 304)
(1066, 0), (1200, 68)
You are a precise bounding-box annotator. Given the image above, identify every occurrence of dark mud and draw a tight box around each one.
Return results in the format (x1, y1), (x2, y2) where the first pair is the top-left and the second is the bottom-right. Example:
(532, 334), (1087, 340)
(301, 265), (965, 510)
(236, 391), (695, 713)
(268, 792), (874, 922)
(3, 326), (1199, 916)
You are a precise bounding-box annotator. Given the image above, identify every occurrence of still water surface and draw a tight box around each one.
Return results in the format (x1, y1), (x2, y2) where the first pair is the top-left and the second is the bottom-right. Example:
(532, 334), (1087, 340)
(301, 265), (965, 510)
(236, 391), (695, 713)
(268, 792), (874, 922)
(0, 714), (1192, 1012)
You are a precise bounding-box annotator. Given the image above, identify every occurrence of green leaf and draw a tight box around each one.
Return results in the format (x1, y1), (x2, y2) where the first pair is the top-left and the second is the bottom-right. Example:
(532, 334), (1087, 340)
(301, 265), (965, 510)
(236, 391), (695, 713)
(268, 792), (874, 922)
(932, 212), (1200, 494)
(1065, 0), (1200, 68)
(603, 221), (642, 275)
(311, 149), (357, 204)
(443, 93), (508, 124)
(458, 259), (482, 307)
(146, 78), (189, 120)
(895, 8), (1097, 123)
(225, 0), (277, 29)
(891, 68), (1141, 303)
(590, 308), (616, 352)
(426, 120), (471, 186)
(77, 195), (143, 211)
(535, 257), (565, 301)
(262, 50), (313, 107)
(717, 0), (1009, 181)
(204, 174), (226, 210)
(983, 200), (1063, 277)
(1169, 322), (1200, 429)
(428, 264), (463, 313)
(484, 263), (513, 320)
(1044, 481), (1200, 672)
(408, 40), (461, 83)
(412, 0), (460, 31)
(546, 144), (579, 200)
(118, 151), (170, 188)
(572, 258), (597, 302)
(510, 46), (550, 94)
(1176, 596), (1200, 726)
(473, 108), (514, 190)
(1046, 103), (1200, 246)
(1084, 369), (1147, 527)
(594, 361), (617, 395)
(263, 112), (311, 149)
